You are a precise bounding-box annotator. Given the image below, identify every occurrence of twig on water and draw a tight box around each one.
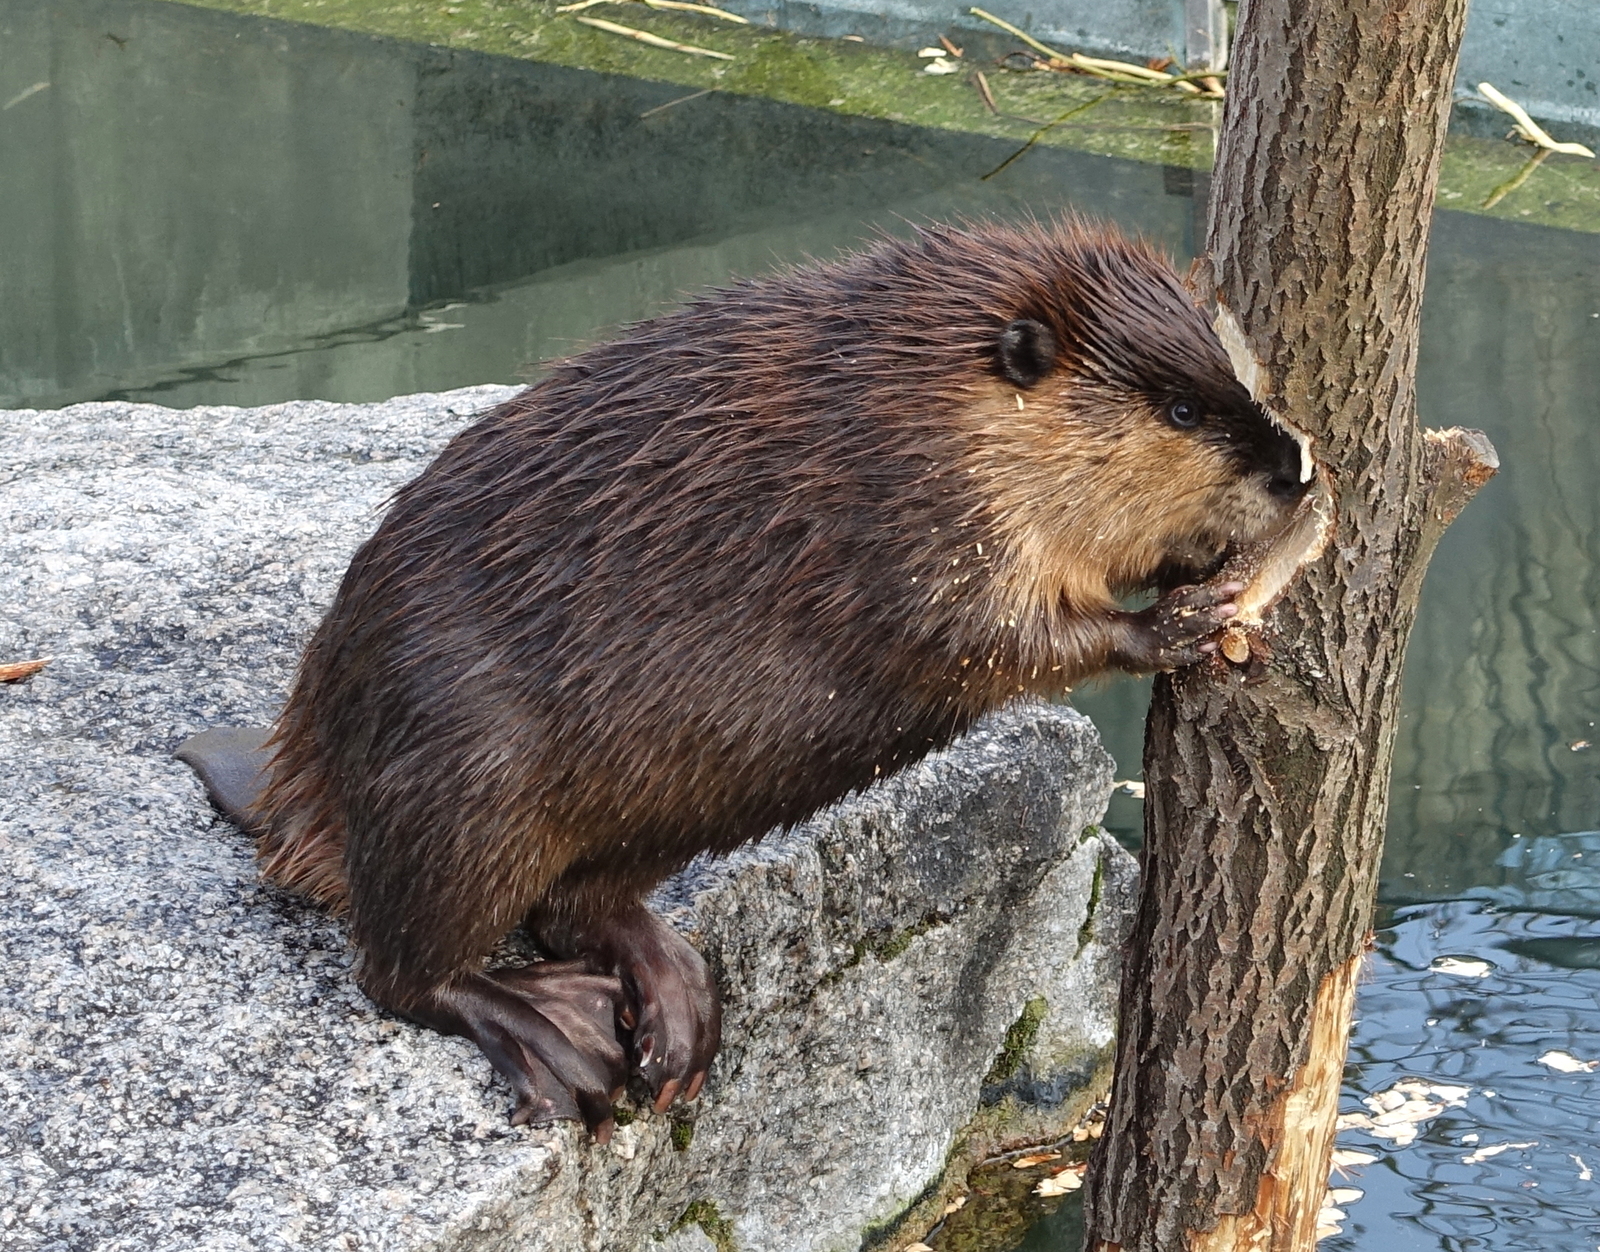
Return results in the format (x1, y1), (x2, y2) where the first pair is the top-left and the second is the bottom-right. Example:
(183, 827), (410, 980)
(1478, 82), (1596, 158)
(573, 14), (736, 58)
(640, 87), (717, 117)
(981, 91), (1114, 180)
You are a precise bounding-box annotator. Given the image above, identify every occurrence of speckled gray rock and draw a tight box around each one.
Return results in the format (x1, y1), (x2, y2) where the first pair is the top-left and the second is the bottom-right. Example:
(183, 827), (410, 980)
(0, 389), (1135, 1252)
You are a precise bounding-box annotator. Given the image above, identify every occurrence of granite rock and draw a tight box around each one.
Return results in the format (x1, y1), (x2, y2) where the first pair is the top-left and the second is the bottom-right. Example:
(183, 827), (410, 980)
(0, 390), (1135, 1251)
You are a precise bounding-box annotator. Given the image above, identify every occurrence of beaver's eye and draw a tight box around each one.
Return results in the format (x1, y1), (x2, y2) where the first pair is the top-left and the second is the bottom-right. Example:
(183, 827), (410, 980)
(1166, 400), (1203, 429)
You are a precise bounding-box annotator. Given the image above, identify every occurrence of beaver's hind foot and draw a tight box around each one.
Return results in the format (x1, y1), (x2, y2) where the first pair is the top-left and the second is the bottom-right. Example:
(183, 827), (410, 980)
(404, 963), (629, 1140)
(614, 908), (721, 1112)
(535, 904), (721, 1113)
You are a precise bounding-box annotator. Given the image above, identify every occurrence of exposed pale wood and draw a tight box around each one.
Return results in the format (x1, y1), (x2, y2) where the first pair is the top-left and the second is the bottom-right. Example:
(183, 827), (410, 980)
(1186, 955), (1361, 1252)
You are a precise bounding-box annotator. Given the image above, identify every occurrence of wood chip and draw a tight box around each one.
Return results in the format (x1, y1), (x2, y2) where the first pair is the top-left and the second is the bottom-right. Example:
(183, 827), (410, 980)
(1429, 956), (1491, 977)
(1219, 627), (1250, 664)
(1011, 1150), (1061, 1168)
(0, 657), (50, 683)
(1538, 1049), (1597, 1073)
(1462, 1140), (1536, 1165)
(1034, 1163), (1086, 1196)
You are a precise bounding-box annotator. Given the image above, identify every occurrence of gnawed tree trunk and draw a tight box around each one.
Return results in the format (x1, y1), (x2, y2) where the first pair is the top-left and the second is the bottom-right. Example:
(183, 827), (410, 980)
(1082, 1), (1498, 1249)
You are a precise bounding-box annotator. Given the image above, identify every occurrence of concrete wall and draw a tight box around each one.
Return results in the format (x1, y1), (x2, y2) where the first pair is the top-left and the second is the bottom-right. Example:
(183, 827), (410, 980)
(718, 0), (1228, 68)
(720, 0), (1599, 133)
(1458, 0), (1599, 133)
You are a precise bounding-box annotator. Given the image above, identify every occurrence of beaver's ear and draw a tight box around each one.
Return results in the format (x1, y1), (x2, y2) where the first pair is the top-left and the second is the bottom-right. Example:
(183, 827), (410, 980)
(996, 318), (1057, 389)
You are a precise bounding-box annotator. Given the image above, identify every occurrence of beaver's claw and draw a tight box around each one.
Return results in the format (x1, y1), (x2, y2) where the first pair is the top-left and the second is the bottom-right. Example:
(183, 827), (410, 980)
(1122, 581), (1243, 671)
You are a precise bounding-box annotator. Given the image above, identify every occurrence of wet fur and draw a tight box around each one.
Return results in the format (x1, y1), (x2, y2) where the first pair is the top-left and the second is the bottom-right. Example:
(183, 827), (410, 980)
(253, 218), (1301, 1008)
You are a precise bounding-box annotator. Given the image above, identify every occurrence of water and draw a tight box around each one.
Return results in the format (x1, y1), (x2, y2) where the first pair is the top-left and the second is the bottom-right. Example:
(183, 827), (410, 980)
(7, 2), (1600, 1247)
(1, 0), (1208, 409)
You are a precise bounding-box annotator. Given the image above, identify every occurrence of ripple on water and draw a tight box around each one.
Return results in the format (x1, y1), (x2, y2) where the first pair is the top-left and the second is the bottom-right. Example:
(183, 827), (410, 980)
(1329, 900), (1600, 1251)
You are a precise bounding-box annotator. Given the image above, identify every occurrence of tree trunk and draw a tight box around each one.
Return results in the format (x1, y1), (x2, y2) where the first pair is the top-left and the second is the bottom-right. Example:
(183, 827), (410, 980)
(1082, 2), (1498, 1249)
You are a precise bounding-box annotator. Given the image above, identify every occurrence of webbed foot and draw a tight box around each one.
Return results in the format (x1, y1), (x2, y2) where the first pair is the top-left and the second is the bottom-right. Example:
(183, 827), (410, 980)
(408, 961), (630, 1139)
(537, 904), (721, 1111)
(615, 909), (722, 1110)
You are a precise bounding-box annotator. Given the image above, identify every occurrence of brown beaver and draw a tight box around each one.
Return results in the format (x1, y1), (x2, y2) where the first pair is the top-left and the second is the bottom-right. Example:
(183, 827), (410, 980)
(177, 218), (1310, 1142)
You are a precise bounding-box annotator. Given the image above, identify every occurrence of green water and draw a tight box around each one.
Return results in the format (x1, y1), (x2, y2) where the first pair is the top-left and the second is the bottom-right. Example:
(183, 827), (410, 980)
(7, 2), (1600, 1248)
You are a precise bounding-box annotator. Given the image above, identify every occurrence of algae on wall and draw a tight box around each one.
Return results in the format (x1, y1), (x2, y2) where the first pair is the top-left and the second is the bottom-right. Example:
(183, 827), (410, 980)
(167, 0), (1600, 235)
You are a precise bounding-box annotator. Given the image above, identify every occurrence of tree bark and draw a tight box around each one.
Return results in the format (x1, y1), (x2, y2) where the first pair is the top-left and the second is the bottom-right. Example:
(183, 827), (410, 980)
(1082, 2), (1497, 1249)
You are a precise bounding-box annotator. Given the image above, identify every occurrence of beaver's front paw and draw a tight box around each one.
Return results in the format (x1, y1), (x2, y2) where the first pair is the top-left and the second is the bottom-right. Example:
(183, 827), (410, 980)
(1122, 581), (1244, 671)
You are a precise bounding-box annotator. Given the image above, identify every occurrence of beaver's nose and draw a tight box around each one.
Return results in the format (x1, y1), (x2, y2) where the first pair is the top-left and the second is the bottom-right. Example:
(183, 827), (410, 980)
(1265, 428), (1313, 500)
(1268, 461), (1313, 500)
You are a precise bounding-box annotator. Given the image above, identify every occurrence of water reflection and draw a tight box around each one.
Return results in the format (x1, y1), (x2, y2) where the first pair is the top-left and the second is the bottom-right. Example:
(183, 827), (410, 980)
(1329, 903), (1600, 1252)
(1387, 216), (1600, 900)
(1, 0), (1206, 409)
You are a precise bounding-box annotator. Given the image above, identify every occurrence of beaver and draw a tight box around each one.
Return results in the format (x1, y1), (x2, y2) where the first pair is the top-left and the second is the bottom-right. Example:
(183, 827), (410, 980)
(176, 218), (1310, 1142)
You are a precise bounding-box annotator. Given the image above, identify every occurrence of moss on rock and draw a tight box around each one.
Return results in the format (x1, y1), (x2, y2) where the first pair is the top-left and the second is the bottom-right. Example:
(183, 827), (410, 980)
(983, 996), (1048, 1086)
(673, 1199), (736, 1252)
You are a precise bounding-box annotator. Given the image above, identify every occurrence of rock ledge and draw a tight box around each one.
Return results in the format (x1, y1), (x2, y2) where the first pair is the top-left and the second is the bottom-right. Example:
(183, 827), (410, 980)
(1, 390), (1134, 1252)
